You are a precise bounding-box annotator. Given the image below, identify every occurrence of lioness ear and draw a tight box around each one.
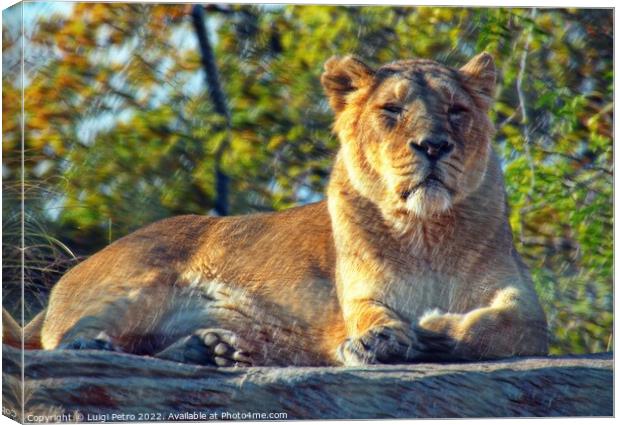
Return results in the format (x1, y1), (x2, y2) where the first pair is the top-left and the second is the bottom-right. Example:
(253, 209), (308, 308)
(321, 55), (374, 113)
(459, 52), (496, 108)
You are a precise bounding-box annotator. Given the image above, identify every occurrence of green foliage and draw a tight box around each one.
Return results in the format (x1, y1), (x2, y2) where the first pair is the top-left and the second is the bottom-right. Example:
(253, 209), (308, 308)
(2, 4), (612, 354)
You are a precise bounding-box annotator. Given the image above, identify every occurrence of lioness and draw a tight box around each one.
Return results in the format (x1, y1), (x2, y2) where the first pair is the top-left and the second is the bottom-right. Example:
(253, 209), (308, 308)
(7, 53), (548, 366)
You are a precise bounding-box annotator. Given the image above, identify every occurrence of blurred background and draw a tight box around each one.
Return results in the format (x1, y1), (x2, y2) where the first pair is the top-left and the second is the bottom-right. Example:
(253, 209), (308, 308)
(2, 3), (612, 355)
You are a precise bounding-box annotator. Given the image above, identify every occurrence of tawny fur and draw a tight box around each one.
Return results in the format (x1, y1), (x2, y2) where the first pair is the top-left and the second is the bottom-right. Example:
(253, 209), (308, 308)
(4, 52), (548, 366)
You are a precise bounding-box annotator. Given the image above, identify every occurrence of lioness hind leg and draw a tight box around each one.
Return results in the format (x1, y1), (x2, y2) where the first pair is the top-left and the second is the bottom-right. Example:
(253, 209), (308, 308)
(154, 328), (253, 367)
(48, 311), (129, 352)
(58, 331), (121, 352)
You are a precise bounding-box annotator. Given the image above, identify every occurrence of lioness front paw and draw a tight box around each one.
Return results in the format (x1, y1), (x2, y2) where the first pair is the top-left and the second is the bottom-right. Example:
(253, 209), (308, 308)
(337, 325), (420, 366)
(155, 328), (253, 367)
(412, 326), (457, 357)
(413, 309), (460, 359)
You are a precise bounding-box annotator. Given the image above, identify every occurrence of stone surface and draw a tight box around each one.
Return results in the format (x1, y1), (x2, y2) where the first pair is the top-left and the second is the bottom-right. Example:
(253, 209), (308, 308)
(1, 345), (613, 422)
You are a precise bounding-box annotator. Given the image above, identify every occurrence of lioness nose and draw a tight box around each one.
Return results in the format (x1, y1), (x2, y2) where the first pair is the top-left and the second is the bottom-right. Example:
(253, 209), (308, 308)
(410, 138), (454, 160)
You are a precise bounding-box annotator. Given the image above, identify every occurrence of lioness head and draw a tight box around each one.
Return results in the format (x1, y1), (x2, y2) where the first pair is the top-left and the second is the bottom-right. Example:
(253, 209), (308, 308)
(322, 53), (496, 222)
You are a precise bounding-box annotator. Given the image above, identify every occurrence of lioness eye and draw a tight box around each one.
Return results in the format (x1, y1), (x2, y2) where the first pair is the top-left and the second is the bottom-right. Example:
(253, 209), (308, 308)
(382, 104), (403, 115)
(448, 105), (469, 127)
(448, 105), (468, 119)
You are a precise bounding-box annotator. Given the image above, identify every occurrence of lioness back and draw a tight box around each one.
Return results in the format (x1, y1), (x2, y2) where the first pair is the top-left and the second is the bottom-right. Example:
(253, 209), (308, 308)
(42, 202), (345, 365)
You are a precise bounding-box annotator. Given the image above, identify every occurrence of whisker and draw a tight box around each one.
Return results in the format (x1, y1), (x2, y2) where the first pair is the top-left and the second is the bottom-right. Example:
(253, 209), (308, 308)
(443, 161), (463, 173)
(445, 170), (458, 182)
(392, 163), (414, 170)
(393, 161), (422, 170)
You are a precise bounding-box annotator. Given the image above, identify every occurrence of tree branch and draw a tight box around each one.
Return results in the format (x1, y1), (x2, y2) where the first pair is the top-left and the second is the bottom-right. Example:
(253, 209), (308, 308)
(516, 8), (538, 244)
(2, 346), (612, 420)
(191, 5), (231, 216)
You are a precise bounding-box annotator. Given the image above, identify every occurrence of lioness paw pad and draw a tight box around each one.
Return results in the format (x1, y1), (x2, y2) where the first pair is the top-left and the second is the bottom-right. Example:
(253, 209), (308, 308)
(155, 328), (253, 367)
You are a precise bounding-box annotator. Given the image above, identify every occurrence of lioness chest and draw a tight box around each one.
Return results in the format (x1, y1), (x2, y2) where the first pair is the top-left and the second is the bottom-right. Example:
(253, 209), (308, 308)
(380, 268), (484, 323)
